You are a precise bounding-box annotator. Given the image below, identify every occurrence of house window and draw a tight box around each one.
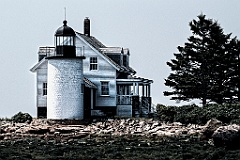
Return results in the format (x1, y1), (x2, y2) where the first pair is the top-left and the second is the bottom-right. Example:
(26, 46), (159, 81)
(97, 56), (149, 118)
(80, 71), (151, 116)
(101, 81), (109, 95)
(90, 57), (98, 70)
(81, 84), (85, 94)
(43, 83), (47, 95)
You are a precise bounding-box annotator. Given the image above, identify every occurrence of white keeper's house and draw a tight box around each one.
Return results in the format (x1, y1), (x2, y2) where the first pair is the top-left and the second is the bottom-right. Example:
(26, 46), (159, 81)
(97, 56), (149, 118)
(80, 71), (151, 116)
(30, 18), (153, 119)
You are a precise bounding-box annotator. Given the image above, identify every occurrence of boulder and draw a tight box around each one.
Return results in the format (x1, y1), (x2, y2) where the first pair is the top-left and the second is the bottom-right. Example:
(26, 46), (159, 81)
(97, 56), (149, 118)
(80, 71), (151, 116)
(212, 124), (240, 148)
(0, 128), (6, 133)
(27, 127), (50, 134)
(202, 118), (222, 139)
(55, 127), (77, 133)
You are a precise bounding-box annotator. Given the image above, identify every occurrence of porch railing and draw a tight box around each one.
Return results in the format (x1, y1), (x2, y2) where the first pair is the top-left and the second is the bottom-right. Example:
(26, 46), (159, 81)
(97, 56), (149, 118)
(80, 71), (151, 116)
(117, 95), (132, 105)
(117, 95), (153, 117)
(140, 97), (152, 113)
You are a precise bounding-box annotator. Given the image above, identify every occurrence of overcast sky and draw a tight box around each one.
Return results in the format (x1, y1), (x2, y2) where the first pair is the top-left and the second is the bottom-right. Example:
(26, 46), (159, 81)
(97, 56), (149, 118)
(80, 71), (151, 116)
(0, 0), (240, 117)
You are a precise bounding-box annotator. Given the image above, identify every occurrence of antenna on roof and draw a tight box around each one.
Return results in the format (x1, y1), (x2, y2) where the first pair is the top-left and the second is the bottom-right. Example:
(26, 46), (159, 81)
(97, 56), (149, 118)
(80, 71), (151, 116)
(64, 7), (67, 20)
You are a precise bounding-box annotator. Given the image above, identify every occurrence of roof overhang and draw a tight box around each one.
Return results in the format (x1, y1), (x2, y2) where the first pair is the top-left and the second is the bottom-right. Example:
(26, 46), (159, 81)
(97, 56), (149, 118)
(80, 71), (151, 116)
(30, 57), (47, 72)
(83, 77), (97, 89)
(117, 76), (153, 85)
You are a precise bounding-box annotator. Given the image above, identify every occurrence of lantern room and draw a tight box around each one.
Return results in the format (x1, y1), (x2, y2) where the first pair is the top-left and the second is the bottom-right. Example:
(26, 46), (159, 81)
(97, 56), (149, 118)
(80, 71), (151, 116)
(54, 20), (76, 58)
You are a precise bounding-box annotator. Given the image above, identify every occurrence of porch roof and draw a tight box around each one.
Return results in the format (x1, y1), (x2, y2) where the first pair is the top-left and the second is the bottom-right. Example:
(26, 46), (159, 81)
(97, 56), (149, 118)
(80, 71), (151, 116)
(116, 75), (153, 85)
(83, 77), (97, 89)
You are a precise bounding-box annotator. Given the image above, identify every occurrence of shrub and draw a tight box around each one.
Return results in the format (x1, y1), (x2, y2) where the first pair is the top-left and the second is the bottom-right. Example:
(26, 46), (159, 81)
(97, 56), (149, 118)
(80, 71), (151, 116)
(175, 104), (201, 124)
(156, 104), (176, 123)
(230, 119), (240, 125)
(156, 103), (240, 125)
(11, 112), (33, 123)
(203, 104), (240, 124)
(0, 117), (11, 122)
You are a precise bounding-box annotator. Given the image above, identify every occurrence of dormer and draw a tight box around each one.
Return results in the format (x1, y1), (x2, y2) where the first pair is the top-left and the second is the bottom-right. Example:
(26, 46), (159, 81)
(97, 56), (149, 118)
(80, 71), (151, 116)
(100, 47), (124, 66)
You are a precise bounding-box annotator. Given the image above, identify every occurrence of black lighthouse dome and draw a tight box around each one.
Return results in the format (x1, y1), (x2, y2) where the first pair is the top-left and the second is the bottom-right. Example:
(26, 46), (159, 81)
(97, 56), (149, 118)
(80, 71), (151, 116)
(54, 20), (76, 58)
(55, 20), (76, 36)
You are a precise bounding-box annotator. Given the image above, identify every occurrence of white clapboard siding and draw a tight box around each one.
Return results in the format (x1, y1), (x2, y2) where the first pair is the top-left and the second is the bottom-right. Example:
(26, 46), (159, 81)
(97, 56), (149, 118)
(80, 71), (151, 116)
(76, 38), (118, 107)
(36, 61), (48, 107)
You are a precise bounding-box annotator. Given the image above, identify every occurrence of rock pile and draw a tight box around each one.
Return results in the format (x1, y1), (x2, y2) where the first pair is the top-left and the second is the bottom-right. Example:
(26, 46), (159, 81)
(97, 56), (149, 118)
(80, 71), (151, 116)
(1, 118), (240, 148)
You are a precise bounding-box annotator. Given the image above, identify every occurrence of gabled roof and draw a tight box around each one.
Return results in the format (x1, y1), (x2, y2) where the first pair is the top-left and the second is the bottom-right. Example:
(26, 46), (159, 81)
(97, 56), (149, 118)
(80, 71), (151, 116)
(30, 46), (55, 72)
(76, 33), (106, 51)
(30, 57), (47, 72)
(31, 33), (136, 74)
(76, 32), (136, 74)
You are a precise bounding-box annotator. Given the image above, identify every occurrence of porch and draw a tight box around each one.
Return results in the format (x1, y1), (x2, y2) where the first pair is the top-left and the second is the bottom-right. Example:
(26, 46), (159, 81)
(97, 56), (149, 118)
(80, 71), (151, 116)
(116, 76), (153, 117)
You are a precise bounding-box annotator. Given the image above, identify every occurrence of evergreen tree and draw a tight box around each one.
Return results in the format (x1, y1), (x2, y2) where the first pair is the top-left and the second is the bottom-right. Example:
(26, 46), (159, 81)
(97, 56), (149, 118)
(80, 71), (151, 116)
(226, 38), (240, 102)
(164, 14), (239, 105)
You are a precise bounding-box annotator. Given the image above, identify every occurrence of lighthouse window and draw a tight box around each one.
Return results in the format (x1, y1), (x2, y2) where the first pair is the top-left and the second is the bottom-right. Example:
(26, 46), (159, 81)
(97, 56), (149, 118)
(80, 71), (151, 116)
(56, 36), (74, 46)
(101, 81), (109, 95)
(90, 57), (98, 70)
(63, 37), (68, 45)
(59, 36), (64, 45)
(43, 83), (47, 95)
(63, 36), (73, 46)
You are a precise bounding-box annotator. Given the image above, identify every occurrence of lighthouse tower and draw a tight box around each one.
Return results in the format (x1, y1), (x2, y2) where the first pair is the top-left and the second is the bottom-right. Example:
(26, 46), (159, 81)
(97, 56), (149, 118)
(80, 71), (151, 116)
(46, 20), (85, 119)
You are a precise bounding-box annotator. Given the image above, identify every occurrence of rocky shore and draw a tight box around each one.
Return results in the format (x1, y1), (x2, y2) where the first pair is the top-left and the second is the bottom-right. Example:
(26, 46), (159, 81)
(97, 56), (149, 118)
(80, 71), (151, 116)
(0, 118), (208, 141)
(1, 118), (240, 159)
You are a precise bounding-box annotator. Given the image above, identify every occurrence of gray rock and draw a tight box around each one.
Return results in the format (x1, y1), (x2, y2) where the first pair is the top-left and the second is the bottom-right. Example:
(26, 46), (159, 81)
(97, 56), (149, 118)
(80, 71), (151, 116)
(212, 124), (240, 148)
(202, 118), (222, 139)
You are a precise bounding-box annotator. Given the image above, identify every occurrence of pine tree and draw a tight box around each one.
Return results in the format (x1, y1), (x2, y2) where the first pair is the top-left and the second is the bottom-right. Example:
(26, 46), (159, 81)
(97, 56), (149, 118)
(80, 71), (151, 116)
(226, 38), (240, 103)
(164, 14), (238, 105)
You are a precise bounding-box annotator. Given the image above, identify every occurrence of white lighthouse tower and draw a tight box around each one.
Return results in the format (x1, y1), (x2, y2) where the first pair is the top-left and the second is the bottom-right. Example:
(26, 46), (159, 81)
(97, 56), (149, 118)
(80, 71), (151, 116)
(46, 20), (85, 119)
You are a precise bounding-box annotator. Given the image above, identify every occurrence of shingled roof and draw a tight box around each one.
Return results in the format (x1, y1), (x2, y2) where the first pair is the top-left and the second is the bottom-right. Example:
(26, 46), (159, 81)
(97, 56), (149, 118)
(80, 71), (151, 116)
(31, 32), (136, 74)
(76, 32), (106, 51)
(76, 32), (136, 74)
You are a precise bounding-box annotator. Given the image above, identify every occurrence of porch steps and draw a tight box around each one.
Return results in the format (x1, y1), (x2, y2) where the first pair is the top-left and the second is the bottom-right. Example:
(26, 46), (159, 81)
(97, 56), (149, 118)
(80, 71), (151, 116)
(91, 110), (105, 117)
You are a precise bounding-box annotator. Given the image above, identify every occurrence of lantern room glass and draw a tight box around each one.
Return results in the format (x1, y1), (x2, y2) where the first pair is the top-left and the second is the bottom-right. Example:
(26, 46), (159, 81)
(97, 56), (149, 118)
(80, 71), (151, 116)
(56, 36), (75, 46)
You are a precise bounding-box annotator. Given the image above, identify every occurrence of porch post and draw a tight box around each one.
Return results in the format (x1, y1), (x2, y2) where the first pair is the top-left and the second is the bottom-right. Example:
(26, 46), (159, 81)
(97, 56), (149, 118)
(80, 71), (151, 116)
(144, 85), (147, 97)
(148, 84), (151, 97)
(146, 85), (148, 97)
(133, 83), (136, 95)
(136, 83), (139, 95)
(125, 86), (128, 95)
(91, 89), (94, 109)
(142, 85), (144, 97)
(126, 85), (130, 95)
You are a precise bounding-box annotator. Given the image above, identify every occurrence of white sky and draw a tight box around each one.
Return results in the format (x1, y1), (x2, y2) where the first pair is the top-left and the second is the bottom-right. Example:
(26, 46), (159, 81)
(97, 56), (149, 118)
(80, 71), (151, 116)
(0, 0), (240, 117)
